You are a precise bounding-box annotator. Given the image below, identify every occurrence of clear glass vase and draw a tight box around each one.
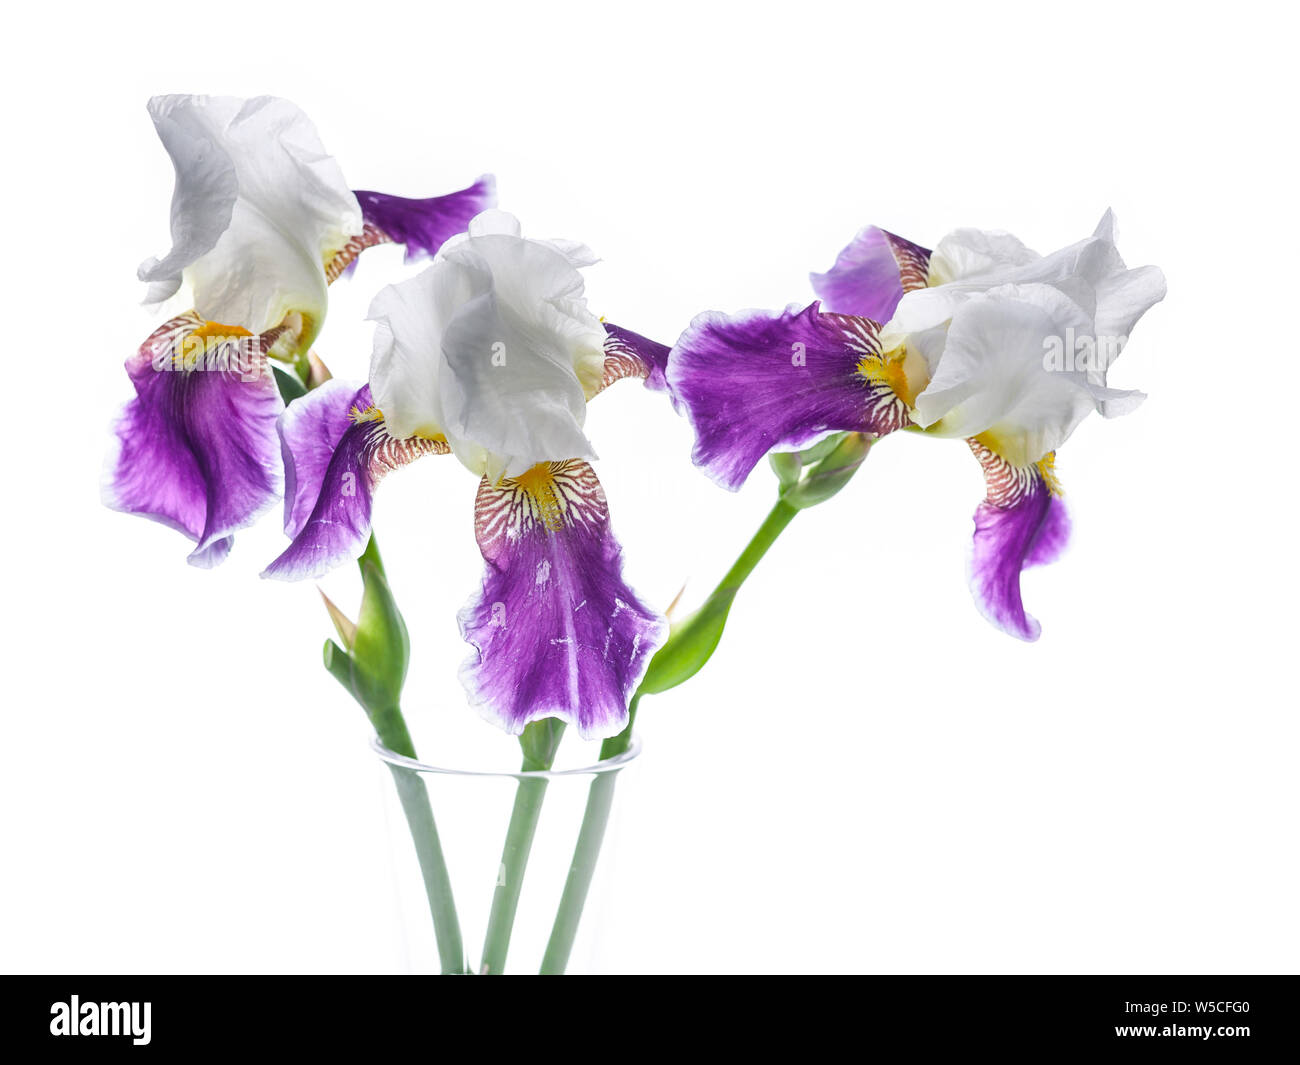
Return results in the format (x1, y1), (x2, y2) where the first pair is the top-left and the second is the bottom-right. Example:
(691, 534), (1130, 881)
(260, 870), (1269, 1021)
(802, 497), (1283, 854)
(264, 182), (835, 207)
(372, 736), (641, 975)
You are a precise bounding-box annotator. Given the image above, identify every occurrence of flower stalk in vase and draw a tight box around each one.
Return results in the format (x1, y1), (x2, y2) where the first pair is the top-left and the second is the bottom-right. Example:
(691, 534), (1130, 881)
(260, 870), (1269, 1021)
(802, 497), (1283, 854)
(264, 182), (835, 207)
(262, 209), (673, 973)
(322, 536), (465, 974)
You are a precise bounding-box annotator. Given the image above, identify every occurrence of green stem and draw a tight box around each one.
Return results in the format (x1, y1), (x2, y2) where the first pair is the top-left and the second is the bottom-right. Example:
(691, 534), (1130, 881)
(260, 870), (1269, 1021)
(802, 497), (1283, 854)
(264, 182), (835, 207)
(385, 763), (465, 974)
(478, 721), (565, 974)
(324, 533), (466, 973)
(373, 707), (464, 975)
(478, 778), (549, 974)
(324, 647), (465, 974)
(538, 696), (639, 975)
(716, 497), (800, 595)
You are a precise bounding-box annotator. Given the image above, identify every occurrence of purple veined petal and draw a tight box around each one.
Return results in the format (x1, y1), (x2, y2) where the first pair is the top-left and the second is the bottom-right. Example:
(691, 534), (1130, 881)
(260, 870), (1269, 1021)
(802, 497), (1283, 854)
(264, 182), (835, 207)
(458, 460), (666, 740)
(666, 301), (911, 490)
(596, 322), (672, 395)
(104, 311), (285, 567)
(262, 386), (449, 581)
(322, 175), (497, 283)
(966, 438), (1071, 642)
(355, 175), (497, 261)
(810, 226), (932, 321)
(277, 378), (368, 539)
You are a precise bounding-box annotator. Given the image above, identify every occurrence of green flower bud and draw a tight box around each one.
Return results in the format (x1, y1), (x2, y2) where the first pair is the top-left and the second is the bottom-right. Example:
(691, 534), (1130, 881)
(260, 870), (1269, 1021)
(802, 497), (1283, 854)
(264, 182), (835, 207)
(781, 432), (874, 510)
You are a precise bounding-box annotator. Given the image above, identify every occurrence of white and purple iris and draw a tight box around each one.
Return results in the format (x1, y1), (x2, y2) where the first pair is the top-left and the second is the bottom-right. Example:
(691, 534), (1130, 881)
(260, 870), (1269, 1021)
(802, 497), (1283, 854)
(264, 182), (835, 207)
(667, 212), (1166, 640)
(105, 94), (495, 565)
(263, 210), (671, 738)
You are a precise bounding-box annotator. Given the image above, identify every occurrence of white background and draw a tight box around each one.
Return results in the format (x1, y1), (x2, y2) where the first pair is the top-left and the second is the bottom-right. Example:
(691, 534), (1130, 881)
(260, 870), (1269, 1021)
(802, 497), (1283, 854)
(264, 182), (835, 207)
(2, 0), (1295, 974)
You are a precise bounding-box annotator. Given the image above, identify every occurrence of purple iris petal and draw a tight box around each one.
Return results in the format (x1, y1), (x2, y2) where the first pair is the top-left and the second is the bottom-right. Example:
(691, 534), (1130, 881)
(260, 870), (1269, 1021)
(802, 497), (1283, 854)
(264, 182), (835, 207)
(458, 460), (666, 740)
(667, 301), (910, 490)
(967, 440), (1072, 641)
(353, 175), (497, 262)
(600, 322), (671, 394)
(278, 378), (366, 539)
(810, 226), (932, 321)
(263, 384), (448, 581)
(105, 312), (284, 567)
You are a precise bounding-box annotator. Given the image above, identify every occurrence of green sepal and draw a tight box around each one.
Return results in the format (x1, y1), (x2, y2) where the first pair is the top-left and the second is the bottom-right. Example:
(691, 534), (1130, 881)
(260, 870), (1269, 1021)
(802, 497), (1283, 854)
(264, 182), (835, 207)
(273, 364), (308, 404)
(768, 450), (803, 490)
(780, 432), (874, 510)
(796, 432), (848, 466)
(292, 348), (314, 388)
(349, 560), (411, 713)
(323, 638), (352, 691)
(319, 547), (415, 757)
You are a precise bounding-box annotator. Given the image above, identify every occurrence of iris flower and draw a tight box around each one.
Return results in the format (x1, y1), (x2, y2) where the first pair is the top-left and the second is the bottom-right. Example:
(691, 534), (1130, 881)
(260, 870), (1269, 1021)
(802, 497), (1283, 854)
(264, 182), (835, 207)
(667, 212), (1165, 639)
(105, 94), (494, 565)
(264, 210), (670, 738)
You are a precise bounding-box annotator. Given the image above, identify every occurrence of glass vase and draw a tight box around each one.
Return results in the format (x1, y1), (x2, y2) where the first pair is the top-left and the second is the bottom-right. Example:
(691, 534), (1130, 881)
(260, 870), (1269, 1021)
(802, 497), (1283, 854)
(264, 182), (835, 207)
(372, 736), (641, 975)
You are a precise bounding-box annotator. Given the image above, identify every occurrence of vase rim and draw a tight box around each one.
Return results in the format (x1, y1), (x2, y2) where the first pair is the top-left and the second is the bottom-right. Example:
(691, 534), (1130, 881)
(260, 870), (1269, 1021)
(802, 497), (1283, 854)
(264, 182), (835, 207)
(369, 734), (643, 779)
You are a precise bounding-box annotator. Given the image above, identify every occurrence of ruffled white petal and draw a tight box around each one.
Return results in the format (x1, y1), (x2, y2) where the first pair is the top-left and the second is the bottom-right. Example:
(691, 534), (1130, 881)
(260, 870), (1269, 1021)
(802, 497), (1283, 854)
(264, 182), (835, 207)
(913, 284), (1102, 462)
(138, 95), (362, 335)
(1093, 263), (1168, 349)
(368, 265), (471, 441)
(366, 211), (606, 479)
(927, 226), (1041, 285)
(438, 275), (596, 481)
(885, 213), (1164, 463)
(541, 237), (601, 269)
(137, 96), (241, 304)
(466, 208), (522, 238)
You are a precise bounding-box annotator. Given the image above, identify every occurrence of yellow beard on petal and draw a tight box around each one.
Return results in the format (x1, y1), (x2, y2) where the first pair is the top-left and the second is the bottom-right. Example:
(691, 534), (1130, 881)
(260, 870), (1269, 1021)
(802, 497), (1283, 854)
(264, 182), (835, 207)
(189, 320), (253, 342)
(169, 319), (255, 371)
(857, 342), (927, 408)
(509, 463), (565, 532)
(349, 403), (448, 451)
(350, 403), (385, 424)
(1036, 451), (1063, 496)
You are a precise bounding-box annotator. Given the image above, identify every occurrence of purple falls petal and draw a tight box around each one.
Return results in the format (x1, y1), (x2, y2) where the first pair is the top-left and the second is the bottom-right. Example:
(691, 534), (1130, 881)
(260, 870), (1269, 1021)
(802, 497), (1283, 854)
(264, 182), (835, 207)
(104, 312), (284, 567)
(278, 378), (368, 539)
(598, 322), (672, 394)
(810, 226), (932, 320)
(967, 440), (1072, 641)
(458, 460), (666, 740)
(666, 301), (911, 490)
(262, 387), (448, 581)
(354, 175), (497, 262)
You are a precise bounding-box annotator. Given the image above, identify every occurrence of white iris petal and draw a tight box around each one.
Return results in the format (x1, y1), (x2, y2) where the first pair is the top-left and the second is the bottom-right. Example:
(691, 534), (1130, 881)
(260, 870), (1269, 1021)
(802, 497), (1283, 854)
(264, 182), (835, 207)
(888, 212), (1165, 464)
(138, 94), (362, 336)
(368, 211), (607, 479)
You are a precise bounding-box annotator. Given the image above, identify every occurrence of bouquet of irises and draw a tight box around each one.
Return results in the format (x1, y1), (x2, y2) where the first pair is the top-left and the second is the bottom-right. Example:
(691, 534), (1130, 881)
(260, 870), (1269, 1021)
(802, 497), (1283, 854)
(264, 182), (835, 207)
(106, 95), (1165, 974)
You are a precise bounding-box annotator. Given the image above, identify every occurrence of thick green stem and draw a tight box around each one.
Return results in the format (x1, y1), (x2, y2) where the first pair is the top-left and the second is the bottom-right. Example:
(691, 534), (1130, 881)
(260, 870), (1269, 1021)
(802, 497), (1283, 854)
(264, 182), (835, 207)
(538, 696), (640, 974)
(385, 763), (465, 974)
(371, 704), (464, 974)
(478, 777), (550, 974)
(325, 645), (465, 975)
(538, 775), (620, 974)
(478, 721), (565, 974)
(323, 533), (466, 973)
(716, 498), (800, 596)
